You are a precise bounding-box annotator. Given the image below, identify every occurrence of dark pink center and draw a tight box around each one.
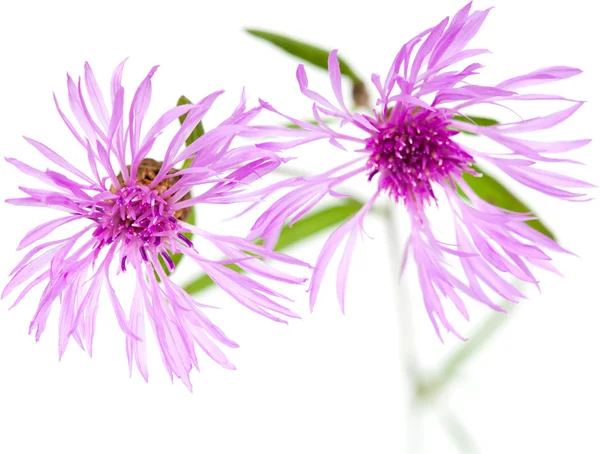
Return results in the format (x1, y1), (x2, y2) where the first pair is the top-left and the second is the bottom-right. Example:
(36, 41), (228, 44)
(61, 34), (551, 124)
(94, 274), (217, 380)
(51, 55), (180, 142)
(366, 109), (473, 205)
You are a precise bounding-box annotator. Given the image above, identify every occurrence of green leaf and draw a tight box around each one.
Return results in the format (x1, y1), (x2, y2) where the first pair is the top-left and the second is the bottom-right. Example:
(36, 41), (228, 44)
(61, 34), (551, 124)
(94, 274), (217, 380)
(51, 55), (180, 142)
(177, 95), (205, 167)
(273, 198), (362, 251)
(169, 207), (195, 272)
(156, 95), (205, 279)
(453, 114), (499, 127)
(245, 29), (362, 84)
(183, 262), (242, 296)
(452, 115), (554, 239)
(461, 165), (555, 240)
(452, 114), (499, 135)
(183, 198), (364, 294)
(283, 117), (336, 129)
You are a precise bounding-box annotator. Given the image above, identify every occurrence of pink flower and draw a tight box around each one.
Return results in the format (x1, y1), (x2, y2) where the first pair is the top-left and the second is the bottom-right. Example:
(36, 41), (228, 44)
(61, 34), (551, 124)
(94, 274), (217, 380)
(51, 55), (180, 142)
(2, 61), (307, 390)
(248, 2), (592, 338)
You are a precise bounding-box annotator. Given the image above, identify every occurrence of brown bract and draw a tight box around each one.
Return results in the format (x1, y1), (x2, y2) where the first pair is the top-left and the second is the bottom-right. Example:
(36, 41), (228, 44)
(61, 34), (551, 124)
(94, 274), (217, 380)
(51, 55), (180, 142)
(111, 158), (192, 221)
(352, 81), (370, 109)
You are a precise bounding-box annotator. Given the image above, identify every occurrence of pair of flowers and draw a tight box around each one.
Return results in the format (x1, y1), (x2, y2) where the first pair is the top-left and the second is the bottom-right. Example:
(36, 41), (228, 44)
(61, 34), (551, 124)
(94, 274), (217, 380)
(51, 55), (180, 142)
(3, 2), (590, 389)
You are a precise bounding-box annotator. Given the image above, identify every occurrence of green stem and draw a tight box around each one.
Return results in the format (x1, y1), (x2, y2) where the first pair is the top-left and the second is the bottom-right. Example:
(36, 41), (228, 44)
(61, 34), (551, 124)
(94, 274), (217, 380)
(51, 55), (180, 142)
(416, 299), (519, 401)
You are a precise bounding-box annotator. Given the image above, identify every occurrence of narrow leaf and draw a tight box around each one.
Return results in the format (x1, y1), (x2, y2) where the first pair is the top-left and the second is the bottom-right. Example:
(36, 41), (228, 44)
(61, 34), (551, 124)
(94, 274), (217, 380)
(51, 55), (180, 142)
(462, 165), (555, 240)
(274, 198), (363, 251)
(453, 114), (499, 135)
(183, 263), (242, 296)
(453, 115), (554, 239)
(156, 96), (205, 278)
(284, 117), (336, 129)
(177, 95), (205, 167)
(453, 114), (499, 127)
(170, 207), (195, 272)
(183, 198), (364, 294)
(245, 29), (362, 84)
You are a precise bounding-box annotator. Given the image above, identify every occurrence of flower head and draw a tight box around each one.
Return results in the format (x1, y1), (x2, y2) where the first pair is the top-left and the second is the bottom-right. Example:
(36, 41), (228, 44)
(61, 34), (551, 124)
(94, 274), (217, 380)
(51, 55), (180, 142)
(249, 2), (592, 337)
(2, 61), (307, 389)
(365, 107), (474, 209)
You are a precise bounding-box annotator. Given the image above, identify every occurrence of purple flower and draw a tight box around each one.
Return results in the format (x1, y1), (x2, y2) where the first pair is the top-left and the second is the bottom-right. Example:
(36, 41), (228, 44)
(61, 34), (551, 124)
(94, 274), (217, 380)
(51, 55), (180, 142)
(249, 2), (592, 338)
(2, 61), (307, 389)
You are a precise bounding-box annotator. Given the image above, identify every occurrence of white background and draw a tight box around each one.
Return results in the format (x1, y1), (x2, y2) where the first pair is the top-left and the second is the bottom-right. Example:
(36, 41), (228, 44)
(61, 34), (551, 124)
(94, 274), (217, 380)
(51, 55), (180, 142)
(0, 0), (598, 453)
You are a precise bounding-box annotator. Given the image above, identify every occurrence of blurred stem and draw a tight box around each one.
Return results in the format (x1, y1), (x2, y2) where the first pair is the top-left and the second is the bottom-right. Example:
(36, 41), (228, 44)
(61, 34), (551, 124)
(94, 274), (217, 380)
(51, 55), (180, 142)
(384, 202), (418, 379)
(438, 407), (479, 454)
(416, 300), (518, 402)
(384, 201), (422, 453)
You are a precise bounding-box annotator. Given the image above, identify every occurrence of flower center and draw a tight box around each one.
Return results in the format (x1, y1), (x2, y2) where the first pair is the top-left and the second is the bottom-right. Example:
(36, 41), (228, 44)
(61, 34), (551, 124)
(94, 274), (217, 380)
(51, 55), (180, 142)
(112, 158), (191, 221)
(91, 159), (192, 268)
(365, 109), (473, 205)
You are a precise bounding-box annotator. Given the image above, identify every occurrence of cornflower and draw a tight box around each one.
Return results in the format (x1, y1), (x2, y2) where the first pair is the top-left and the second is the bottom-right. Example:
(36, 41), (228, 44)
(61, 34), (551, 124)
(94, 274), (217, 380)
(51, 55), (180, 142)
(2, 61), (307, 389)
(248, 2), (592, 337)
